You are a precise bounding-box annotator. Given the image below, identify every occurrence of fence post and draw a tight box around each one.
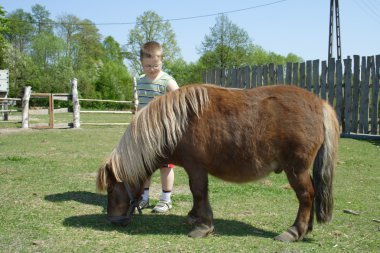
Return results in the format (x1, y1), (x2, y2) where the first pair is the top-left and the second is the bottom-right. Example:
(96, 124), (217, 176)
(312, 60), (320, 95)
(327, 58), (336, 105)
(292, 63), (299, 85)
(71, 78), (80, 128)
(133, 77), (139, 113)
(335, 59), (343, 125)
(306, 61), (312, 91)
(343, 57), (352, 134)
(276, 65), (284, 84)
(21, 86), (32, 129)
(371, 55), (380, 134)
(49, 93), (54, 128)
(351, 55), (360, 133)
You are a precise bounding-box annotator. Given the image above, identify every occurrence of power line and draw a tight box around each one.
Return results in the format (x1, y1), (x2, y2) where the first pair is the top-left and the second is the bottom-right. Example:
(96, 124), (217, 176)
(155, 0), (288, 24)
(11, 0), (288, 26)
(353, 0), (380, 24)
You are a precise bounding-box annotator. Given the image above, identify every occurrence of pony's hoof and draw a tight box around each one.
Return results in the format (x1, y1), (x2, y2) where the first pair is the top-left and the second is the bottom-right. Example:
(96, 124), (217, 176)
(188, 224), (214, 238)
(186, 215), (198, 225)
(274, 226), (301, 242)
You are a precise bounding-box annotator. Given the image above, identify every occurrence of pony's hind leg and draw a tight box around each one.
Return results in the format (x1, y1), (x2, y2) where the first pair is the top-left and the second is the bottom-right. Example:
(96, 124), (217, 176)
(308, 175), (315, 233)
(186, 167), (214, 238)
(275, 168), (314, 242)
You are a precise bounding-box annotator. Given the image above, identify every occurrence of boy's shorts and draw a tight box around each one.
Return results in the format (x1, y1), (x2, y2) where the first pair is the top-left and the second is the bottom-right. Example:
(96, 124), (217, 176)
(161, 164), (175, 169)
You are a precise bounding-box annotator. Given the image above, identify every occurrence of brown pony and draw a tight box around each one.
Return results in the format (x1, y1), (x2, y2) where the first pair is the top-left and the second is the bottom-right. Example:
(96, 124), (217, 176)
(96, 84), (339, 242)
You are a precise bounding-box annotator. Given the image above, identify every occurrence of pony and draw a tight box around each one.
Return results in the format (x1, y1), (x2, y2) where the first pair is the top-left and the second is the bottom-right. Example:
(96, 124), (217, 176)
(96, 84), (339, 242)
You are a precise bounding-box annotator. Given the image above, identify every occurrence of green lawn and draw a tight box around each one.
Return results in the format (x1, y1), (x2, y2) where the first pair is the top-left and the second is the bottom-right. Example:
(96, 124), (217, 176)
(0, 117), (379, 252)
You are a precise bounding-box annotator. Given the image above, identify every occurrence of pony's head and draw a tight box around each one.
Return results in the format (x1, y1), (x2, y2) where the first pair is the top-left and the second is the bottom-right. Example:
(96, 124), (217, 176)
(96, 160), (143, 226)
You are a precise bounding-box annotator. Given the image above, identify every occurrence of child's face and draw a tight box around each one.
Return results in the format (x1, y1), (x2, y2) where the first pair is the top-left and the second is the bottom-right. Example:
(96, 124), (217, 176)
(141, 56), (162, 80)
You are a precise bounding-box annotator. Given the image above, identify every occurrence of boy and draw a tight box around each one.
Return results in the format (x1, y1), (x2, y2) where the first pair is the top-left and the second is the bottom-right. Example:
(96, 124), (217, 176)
(136, 41), (179, 213)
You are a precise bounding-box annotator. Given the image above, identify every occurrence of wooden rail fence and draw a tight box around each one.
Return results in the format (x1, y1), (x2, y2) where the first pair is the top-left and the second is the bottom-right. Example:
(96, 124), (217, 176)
(202, 55), (380, 138)
(0, 78), (138, 128)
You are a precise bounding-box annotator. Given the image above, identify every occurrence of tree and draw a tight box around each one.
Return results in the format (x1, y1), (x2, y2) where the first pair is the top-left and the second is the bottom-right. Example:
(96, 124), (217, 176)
(165, 59), (202, 86)
(56, 14), (81, 59)
(246, 45), (303, 65)
(56, 15), (104, 97)
(199, 14), (252, 69)
(198, 14), (302, 70)
(5, 9), (35, 53)
(31, 31), (65, 69)
(126, 11), (180, 75)
(0, 5), (9, 68)
(73, 19), (104, 68)
(103, 36), (124, 63)
(95, 36), (133, 100)
(31, 4), (53, 34)
(2, 43), (36, 96)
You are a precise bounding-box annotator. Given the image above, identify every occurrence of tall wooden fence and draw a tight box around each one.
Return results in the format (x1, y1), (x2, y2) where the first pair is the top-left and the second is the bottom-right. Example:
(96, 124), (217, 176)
(202, 55), (380, 138)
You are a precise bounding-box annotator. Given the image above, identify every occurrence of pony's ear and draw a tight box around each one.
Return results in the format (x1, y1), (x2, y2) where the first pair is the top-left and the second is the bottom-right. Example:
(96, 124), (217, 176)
(96, 162), (110, 192)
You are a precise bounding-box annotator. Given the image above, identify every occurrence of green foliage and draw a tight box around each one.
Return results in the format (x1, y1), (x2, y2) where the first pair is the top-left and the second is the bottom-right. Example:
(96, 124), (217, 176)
(246, 44), (303, 65)
(198, 14), (302, 69)
(95, 61), (133, 100)
(96, 36), (133, 100)
(199, 14), (252, 68)
(165, 59), (203, 85)
(0, 5), (9, 68)
(2, 44), (37, 97)
(0, 5), (8, 38)
(31, 4), (53, 34)
(5, 8), (35, 53)
(103, 36), (124, 63)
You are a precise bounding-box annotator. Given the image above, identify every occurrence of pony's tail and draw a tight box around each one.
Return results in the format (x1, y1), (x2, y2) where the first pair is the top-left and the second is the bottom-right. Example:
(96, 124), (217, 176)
(313, 102), (339, 223)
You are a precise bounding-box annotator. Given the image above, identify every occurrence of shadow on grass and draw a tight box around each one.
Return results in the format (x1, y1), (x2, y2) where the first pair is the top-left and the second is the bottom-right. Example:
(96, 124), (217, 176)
(45, 191), (106, 211)
(62, 213), (279, 238)
(368, 139), (380, 147)
(46, 191), (313, 241)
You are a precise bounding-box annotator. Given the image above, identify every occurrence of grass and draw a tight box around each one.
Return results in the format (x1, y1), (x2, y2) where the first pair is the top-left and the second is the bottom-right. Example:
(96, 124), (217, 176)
(0, 114), (379, 252)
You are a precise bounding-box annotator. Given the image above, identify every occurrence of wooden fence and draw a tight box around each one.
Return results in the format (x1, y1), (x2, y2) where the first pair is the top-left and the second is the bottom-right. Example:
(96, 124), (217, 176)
(76, 78), (138, 127)
(0, 78), (138, 128)
(202, 55), (380, 138)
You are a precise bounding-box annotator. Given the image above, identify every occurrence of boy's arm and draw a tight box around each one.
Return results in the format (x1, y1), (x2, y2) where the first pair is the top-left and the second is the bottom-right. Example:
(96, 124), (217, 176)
(167, 79), (179, 92)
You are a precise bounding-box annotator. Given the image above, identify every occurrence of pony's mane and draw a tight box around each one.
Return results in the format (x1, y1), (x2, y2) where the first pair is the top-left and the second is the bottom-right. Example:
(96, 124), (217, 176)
(105, 84), (210, 187)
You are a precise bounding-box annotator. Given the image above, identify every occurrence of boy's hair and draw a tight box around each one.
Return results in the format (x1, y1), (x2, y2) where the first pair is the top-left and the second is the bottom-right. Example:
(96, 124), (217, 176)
(140, 41), (163, 60)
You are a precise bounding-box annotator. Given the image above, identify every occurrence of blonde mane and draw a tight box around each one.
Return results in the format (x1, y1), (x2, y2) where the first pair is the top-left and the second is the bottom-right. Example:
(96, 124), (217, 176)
(105, 85), (210, 187)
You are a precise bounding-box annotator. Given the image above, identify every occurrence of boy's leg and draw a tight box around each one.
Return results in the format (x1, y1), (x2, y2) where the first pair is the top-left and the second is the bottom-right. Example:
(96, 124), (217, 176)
(152, 165), (174, 213)
(160, 166), (174, 196)
(139, 177), (151, 209)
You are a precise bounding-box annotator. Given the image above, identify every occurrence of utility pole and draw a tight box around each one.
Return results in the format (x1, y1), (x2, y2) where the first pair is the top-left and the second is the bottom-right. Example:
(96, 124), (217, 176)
(328, 0), (342, 61)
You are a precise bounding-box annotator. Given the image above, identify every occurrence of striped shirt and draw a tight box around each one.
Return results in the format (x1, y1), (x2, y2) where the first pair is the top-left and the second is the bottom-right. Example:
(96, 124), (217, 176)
(137, 72), (175, 110)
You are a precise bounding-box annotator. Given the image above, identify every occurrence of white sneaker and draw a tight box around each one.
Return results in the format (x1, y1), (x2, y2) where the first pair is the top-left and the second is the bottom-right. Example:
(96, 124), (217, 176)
(152, 200), (172, 213)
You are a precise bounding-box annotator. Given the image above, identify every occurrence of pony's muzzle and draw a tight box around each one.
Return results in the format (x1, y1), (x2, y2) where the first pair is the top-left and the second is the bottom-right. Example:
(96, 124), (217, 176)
(107, 215), (131, 226)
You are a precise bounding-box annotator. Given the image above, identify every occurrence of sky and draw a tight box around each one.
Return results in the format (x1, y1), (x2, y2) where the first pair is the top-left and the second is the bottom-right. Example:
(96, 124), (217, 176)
(2, 0), (380, 63)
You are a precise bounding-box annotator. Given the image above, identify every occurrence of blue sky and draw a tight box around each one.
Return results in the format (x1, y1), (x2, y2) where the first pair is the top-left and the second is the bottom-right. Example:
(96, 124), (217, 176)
(2, 0), (380, 63)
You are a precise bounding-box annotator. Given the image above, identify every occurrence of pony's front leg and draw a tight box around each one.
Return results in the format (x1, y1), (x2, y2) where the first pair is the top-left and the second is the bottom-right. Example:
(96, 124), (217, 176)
(275, 169), (314, 242)
(187, 169), (214, 238)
